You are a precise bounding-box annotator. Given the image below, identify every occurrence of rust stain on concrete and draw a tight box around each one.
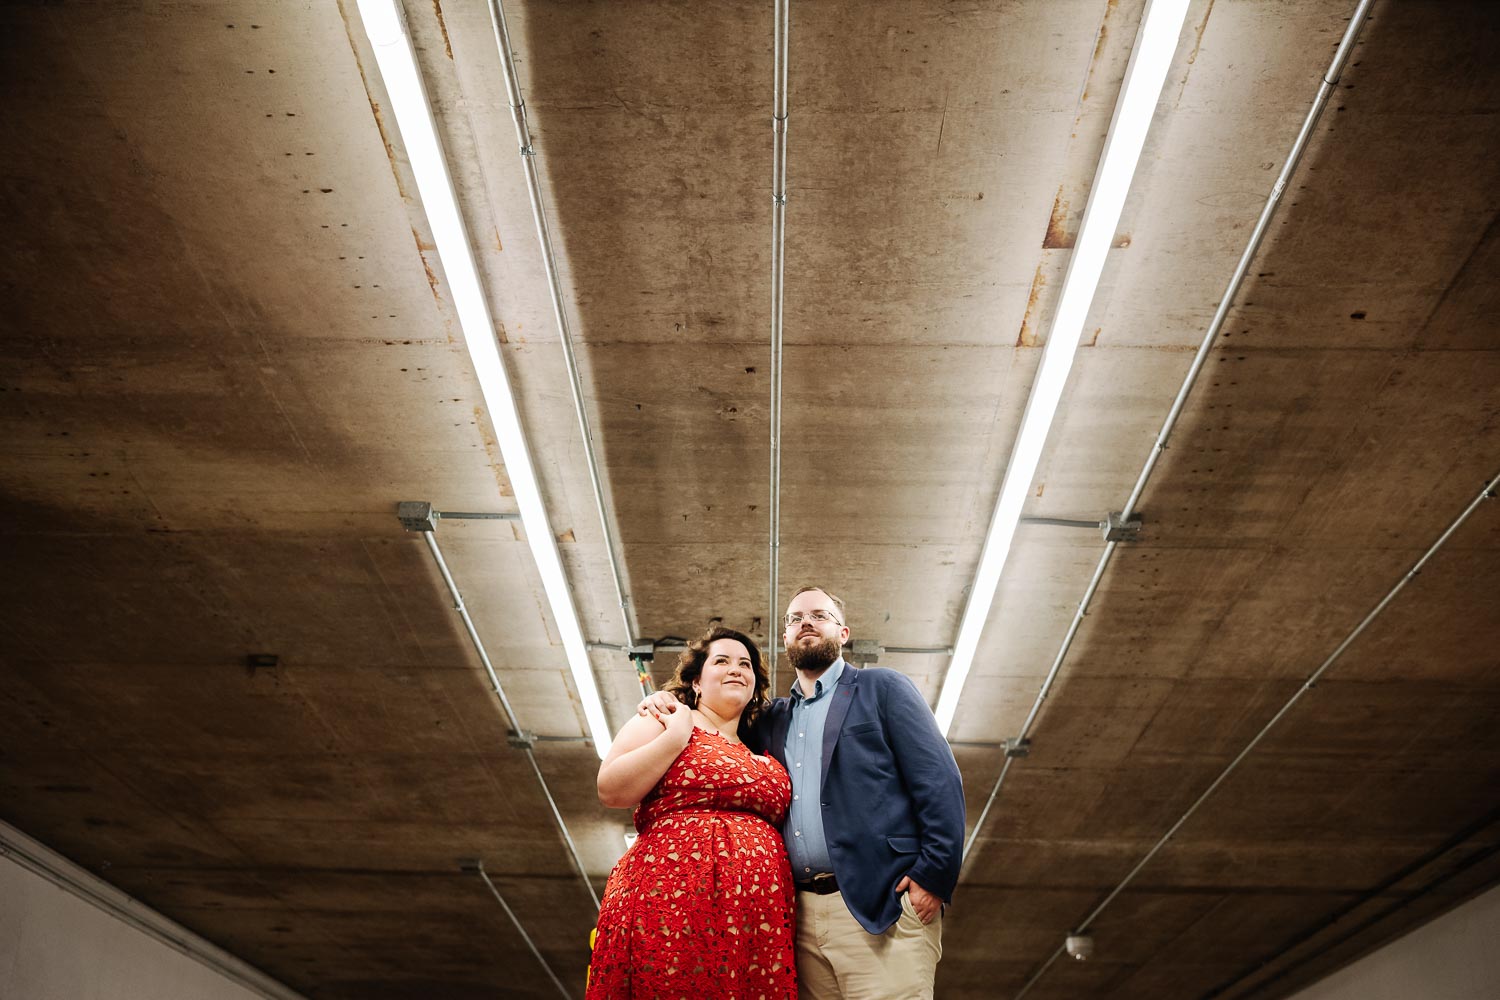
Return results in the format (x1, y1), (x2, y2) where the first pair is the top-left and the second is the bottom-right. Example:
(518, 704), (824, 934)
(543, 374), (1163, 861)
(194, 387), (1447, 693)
(1177, 0), (1216, 104)
(1079, 0), (1116, 105)
(1114, 233), (1132, 248)
(413, 228), (442, 303)
(1044, 184), (1074, 249)
(474, 406), (515, 497)
(556, 529), (576, 544)
(366, 97), (408, 200)
(431, 0), (454, 60)
(1086, 326), (1102, 347)
(1187, 0), (1216, 65)
(1017, 262), (1048, 347)
(1085, 20), (1108, 100)
(494, 227), (504, 252)
(338, 0), (411, 201)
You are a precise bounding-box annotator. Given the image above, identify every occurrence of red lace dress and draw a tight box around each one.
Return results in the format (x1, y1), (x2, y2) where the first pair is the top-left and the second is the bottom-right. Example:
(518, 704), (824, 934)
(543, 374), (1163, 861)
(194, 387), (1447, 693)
(588, 727), (796, 999)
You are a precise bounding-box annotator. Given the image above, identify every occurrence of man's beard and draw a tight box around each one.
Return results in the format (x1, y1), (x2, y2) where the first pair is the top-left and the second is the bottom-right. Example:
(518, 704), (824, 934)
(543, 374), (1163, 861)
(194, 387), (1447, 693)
(786, 633), (841, 673)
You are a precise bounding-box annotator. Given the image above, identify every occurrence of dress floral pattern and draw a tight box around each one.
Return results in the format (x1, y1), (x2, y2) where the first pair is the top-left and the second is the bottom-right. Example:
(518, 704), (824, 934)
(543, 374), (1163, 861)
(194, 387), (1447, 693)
(588, 727), (796, 999)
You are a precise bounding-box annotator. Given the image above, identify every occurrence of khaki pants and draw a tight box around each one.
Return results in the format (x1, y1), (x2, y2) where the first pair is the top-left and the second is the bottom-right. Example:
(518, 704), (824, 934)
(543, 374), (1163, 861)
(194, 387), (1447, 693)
(795, 889), (942, 1000)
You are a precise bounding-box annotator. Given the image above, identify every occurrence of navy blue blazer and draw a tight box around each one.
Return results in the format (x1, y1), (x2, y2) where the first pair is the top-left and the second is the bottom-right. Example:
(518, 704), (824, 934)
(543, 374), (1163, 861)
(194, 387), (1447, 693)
(751, 664), (965, 934)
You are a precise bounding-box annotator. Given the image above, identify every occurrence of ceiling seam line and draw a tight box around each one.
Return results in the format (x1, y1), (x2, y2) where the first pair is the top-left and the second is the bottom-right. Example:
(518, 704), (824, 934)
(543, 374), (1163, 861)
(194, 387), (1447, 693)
(484, 0), (643, 682)
(932, 0), (1195, 734)
(965, 0), (1378, 867)
(997, 2), (1382, 996)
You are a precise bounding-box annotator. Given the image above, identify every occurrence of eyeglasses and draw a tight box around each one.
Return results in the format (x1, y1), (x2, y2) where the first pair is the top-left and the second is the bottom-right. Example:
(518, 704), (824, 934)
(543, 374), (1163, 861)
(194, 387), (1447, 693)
(784, 610), (843, 628)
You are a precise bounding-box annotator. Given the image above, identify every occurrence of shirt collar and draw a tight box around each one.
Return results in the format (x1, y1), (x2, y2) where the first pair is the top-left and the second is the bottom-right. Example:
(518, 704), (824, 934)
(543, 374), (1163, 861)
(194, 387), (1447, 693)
(789, 656), (846, 704)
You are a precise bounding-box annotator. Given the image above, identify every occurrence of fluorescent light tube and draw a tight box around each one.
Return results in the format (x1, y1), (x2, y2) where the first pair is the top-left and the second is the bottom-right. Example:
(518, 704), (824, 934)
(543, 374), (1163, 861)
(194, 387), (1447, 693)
(356, 0), (613, 757)
(934, 0), (1192, 734)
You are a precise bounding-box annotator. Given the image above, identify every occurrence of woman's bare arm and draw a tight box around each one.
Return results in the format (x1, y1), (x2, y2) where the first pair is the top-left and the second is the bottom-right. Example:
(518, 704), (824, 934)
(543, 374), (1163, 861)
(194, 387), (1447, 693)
(596, 700), (694, 808)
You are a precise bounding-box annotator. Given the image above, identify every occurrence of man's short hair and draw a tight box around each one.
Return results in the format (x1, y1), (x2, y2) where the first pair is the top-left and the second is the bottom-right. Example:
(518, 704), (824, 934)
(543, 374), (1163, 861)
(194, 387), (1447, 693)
(791, 585), (846, 622)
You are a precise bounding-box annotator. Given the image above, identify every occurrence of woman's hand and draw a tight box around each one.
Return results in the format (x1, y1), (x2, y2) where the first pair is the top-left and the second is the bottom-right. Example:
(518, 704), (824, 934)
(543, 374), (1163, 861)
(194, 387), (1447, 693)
(661, 698), (694, 747)
(637, 690), (681, 726)
(596, 695), (693, 809)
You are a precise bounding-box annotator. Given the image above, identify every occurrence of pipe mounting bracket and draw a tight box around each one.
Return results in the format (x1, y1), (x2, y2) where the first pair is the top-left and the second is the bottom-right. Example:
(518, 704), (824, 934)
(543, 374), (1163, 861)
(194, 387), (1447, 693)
(397, 501), (438, 532)
(1101, 512), (1144, 542)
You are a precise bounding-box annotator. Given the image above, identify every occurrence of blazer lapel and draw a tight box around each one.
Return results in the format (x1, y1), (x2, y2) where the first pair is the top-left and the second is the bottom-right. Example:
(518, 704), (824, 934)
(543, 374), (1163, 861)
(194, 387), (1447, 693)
(820, 664), (857, 792)
(769, 700), (792, 769)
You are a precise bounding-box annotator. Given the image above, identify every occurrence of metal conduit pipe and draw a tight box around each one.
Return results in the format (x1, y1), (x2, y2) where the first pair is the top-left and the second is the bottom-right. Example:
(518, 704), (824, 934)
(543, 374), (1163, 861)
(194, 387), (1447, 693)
(1019, 516), (1107, 530)
(964, 0), (1378, 870)
(768, 0), (790, 695)
(483, 0), (640, 669)
(466, 860), (575, 1000)
(435, 510), (520, 521)
(421, 531), (603, 912)
(962, 540), (1117, 860)
(1014, 468), (1497, 1000)
(423, 531), (523, 731)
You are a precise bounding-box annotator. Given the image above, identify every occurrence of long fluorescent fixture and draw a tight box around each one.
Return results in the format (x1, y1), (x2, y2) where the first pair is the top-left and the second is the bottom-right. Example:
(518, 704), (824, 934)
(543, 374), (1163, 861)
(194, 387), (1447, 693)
(933, 0), (1192, 734)
(357, 0), (612, 757)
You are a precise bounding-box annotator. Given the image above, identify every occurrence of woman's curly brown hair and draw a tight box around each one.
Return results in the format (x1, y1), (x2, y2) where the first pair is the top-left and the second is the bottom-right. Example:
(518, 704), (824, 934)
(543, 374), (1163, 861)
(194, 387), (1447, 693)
(662, 626), (771, 741)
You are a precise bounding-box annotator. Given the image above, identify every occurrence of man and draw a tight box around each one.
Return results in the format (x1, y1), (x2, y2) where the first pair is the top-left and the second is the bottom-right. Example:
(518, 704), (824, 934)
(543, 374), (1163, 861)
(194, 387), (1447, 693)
(642, 586), (965, 999)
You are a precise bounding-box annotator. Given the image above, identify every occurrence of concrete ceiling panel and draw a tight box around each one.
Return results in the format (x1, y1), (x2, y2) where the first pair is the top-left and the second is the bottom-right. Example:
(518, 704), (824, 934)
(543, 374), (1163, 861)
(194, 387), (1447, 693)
(1026, 347), (1204, 518)
(1179, 754), (1494, 847)
(1127, 676), (1301, 761)
(3, 0), (1497, 997)
(202, 663), (510, 756)
(946, 675), (1045, 742)
(0, 750), (252, 872)
(786, 107), (1076, 347)
(203, 812), (570, 875)
(1004, 674), (1176, 768)
(1415, 215), (1500, 352)
(7, 659), (340, 756)
(941, 883), (1106, 958)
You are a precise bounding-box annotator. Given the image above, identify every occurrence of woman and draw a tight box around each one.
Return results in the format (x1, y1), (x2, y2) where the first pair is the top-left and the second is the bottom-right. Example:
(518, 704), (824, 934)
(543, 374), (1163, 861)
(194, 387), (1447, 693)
(588, 626), (796, 999)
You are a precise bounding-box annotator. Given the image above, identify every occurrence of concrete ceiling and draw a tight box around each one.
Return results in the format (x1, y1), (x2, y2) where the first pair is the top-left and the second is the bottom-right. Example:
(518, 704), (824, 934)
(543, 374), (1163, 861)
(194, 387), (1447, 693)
(2, 1), (1497, 998)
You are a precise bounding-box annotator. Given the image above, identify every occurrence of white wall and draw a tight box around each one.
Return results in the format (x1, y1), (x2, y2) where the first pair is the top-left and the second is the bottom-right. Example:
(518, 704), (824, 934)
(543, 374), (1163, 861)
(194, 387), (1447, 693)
(0, 824), (301, 1000)
(1287, 883), (1500, 1000)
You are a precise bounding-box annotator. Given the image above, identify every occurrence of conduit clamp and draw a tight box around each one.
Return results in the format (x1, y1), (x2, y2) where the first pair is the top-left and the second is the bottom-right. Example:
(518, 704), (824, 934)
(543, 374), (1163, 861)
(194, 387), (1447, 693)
(1101, 512), (1144, 542)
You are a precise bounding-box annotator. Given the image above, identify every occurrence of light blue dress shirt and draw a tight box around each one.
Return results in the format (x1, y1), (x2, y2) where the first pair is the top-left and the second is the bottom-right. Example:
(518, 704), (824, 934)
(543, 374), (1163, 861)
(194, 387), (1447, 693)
(783, 657), (846, 878)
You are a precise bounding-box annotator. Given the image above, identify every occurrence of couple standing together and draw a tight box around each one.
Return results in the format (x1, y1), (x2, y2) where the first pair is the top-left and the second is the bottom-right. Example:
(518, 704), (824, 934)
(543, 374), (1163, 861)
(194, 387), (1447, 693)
(588, 586), (966, 999)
